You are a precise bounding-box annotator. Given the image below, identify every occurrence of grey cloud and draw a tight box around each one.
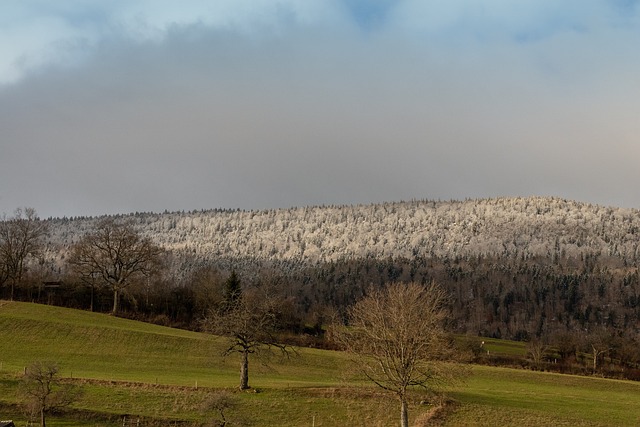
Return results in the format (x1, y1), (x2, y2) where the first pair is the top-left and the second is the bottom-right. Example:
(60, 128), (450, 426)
(1, 12), (640, 217)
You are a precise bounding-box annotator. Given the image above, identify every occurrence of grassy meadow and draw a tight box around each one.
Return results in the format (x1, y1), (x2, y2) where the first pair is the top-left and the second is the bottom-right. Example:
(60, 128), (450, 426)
(1, 301), (640, 426)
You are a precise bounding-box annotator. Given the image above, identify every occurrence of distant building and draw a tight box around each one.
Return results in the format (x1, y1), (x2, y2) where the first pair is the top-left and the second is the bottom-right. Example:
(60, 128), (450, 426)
(42, 281), (63, 305)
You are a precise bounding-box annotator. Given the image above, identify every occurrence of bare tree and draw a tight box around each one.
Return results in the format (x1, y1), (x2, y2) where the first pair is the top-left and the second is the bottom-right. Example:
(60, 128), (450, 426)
(584, 330), (611, 373)
(67, 218), (164, 314)
(201, 390), (237, 427)
(333, 282), (461, 427)
(550, 331), (578, 364)
(203, 277), (291, 390)
(527, 338), (550, 369)
(0, 207), (49, 300)
(19, 361), (80, 427)
(187, 265), (225, 318)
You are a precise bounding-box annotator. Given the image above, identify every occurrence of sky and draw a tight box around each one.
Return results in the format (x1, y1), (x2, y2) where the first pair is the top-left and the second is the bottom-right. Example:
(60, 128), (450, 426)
(1, 1), (640, 218)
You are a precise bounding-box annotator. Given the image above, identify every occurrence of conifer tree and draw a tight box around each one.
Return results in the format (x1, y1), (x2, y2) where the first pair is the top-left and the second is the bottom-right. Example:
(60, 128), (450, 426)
(222, 270), (242, 311)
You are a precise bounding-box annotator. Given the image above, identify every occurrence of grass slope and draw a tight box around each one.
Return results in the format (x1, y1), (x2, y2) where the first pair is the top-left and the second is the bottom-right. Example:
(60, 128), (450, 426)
(0, 301), (347, 386)
(2, 301), (640, 426)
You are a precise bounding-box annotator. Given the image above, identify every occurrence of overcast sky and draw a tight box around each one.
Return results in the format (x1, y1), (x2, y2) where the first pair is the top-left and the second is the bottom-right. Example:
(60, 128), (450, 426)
(2, 1), (640, 218)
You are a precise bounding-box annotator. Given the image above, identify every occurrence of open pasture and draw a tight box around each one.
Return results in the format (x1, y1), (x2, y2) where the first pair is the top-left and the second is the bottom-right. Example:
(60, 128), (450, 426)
(1, 301), (639, 426)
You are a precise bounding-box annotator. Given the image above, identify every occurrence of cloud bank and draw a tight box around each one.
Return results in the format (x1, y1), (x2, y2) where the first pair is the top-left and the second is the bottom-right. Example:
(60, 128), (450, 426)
(2, 1), (640, 217)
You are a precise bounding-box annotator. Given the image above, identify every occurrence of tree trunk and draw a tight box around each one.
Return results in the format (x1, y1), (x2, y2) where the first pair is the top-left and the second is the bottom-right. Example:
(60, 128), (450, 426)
(240, 350), (249, 390)
(41, 407), (46, 427)
(112, 287), (119, 314)
(400, 397), (408, 427)
(591, 345), (603, 372)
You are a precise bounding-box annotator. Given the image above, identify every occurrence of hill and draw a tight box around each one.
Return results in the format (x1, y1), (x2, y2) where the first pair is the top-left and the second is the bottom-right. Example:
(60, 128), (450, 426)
(0, 301), (343, 388)
(44, 197), (640, 271)
(30, 196), (640, 342)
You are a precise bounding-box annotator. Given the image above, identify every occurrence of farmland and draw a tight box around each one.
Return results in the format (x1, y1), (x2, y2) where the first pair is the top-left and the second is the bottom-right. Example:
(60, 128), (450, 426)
(1, 301), (640, 426)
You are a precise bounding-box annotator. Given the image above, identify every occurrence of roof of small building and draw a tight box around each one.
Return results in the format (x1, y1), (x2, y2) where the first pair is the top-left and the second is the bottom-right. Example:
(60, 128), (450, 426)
(0, 421), (16, 427)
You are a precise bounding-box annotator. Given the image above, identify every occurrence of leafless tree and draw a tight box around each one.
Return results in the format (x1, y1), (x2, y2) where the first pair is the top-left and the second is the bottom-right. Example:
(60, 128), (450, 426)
(550, 331), (578, 364)
(67, 218), (164, 314)
(201, 390), (237, 427)
(187, 265), (226, 318)
(19, 361), (80, 427)
(333, 282), (461, 427)
(0, 207), (49, 300)
(585, 330), (611, 373)
(203, 282), (291, 390)
(527, 338), (550, 368)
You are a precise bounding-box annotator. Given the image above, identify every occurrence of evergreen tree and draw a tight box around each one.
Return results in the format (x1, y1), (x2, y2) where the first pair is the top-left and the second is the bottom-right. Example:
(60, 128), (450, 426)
(222, 270), (242, 311)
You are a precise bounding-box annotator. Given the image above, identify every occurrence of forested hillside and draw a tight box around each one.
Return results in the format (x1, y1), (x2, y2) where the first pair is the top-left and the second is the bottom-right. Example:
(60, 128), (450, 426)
(45, 196), (640, 271)
(20, 197), (640, 348)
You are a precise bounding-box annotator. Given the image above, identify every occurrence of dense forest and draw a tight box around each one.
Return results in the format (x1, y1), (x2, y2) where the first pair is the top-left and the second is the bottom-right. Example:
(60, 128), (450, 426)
(4, 197), (640, 365)
(43, 196), (640, 272)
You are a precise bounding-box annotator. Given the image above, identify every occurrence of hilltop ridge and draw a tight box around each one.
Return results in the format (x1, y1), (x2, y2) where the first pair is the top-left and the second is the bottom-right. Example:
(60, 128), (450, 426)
(43, 196), (640, 274)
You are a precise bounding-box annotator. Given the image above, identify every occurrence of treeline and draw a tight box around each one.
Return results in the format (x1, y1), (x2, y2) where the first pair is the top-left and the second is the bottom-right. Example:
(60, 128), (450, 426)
(8, 249), (640, 340)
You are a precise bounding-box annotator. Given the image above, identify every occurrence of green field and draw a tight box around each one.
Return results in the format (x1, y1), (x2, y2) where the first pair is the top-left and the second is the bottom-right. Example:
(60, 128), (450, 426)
(1, 301), (640, 426)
